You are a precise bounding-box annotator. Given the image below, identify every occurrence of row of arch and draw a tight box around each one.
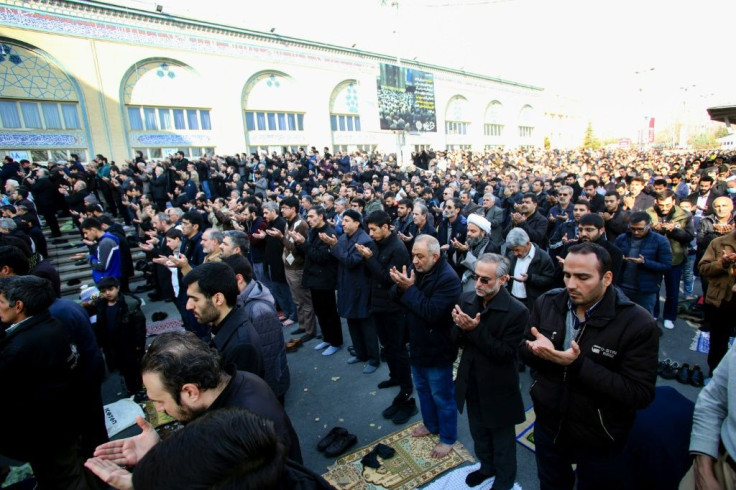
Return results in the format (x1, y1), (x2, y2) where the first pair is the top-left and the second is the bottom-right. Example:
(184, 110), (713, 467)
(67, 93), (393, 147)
(0, 38), (537, 162)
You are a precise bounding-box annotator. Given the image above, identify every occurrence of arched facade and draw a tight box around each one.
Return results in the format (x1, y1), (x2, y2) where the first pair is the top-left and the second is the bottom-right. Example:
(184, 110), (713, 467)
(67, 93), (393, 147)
(445, 95), (471, 150)
(121, 58), (214, 159)
(328, 80), (374, 153)
(242, 71), (307, 155)
(518, 104), (536, 147)
(484, 100), (505, 149)
(0, 38), (90, 163)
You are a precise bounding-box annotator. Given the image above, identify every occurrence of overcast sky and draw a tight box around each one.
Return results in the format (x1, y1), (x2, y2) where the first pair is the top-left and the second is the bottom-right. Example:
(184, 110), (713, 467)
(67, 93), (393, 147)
(126, 0), (735, 137)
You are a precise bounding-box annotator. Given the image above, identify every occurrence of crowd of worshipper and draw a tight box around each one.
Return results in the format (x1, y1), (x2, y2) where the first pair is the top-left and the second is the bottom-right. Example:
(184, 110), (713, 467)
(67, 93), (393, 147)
(2, 145), (736, 489)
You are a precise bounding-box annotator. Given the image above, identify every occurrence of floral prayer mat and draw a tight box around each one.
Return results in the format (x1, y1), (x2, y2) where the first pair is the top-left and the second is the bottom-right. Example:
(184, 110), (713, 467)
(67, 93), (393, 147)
(515, 406), (536, 453)
(322, 422), (474, 490)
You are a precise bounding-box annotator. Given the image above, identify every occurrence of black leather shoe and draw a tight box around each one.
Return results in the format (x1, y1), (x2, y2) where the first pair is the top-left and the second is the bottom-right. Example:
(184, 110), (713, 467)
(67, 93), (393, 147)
(377, 378), (400, 389)
(324, 432), (357, 457)
(676, 363), (692, 384)
(392, 398), (418, 425)
(661, 361), (679, 380)
(691, 364), (705, 387)
(317, 427), (347, 452)
(291, 327), (306, 336)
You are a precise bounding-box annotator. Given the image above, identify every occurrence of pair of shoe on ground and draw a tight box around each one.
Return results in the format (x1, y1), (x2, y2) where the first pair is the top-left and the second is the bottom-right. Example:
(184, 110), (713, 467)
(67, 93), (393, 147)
(346, 355), (379, 374)
(317, 427), (357, 457)
(659, 359), (705, 387)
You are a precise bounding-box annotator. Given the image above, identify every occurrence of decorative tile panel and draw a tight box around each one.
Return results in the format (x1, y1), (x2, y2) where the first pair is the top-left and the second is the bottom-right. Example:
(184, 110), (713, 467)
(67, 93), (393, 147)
(0, 131), (86, 147)
(134, 133), (212, 146)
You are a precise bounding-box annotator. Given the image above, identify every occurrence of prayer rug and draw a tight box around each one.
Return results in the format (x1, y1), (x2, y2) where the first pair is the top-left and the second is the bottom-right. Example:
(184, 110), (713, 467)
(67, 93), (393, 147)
(515, 406), (536, 453)
(146, 318), (184, 336)
(420, 462), (522, 490)
(322, 421), (474, 490)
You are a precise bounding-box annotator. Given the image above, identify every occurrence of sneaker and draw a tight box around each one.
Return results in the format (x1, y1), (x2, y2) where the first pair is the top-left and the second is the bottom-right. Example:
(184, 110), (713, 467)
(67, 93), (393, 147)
(392, 398), (418, 424)
(676, 363), (692, 384)
(282, 319), (295, 327)
(663, 319), (675, 330)
(314, 341), (330, 350)
(346, 356), (361, 364)
(363, 364), (378, 374)
(322, 345), (341, 356)
(691, 364), (705, 387)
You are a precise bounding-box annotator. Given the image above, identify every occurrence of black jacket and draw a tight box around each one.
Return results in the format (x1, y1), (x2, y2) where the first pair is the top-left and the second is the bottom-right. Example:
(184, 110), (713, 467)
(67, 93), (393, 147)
(262, 217), (288, 283)
(393, 257), (461, 368)
(364, 232), (410, 312)
(299, 223), (338, 290)
(95, 294), (146, 371)
(0, 312), (82, 460)
(211, 307), (264, 379)
(506, 244), (555, 307)
(454, 288), (528, 428)
(504, 210), (549, 249)
(204, 369), (303, 464)
(520, 286), (659, 450)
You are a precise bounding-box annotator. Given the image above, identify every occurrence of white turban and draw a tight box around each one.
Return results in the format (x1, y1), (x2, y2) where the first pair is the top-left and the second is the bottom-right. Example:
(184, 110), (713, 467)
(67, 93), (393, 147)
(467, 214), (491, 234)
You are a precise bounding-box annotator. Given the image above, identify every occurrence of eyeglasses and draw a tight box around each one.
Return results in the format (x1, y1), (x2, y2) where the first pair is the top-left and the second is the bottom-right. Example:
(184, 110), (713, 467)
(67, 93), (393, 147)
(471, 273), (496, 285)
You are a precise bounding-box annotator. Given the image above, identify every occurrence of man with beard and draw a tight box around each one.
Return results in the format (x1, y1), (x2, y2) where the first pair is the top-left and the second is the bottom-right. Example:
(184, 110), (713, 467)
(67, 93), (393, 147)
(453, 254), (528, 489)
(686, 175), (722, 218)
(600, 191), (629, 243)
(481, 193), (505, 249)
(392, 198), (414, 236)
(646, 190), (694, 329)
(554, 214), (624, 287)
(520, 243), (658, 490)
(438, 197), (467, 276)
(183, 262), (263, 378)
(505, 193), (549, 249)
(87, 331), (302, 488)
(452, 214), (499, 293)
(357, 211), (414, 422)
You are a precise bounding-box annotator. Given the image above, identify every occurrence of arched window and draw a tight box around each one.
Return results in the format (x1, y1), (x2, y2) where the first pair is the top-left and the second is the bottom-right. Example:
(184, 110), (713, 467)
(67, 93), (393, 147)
(121, 59), (214, 159)
(242, 71), (306, 155)
(445, 95), (470, 136)
(518, 104), (535, 140)
(329, 80), (373, 154)
(0, 40), (90, 163)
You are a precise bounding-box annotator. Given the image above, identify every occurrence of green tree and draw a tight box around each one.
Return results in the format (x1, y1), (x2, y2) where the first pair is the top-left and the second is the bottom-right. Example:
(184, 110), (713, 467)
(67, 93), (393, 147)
(582, 122), (601, 149)
(715, 126), (730, 139)
(689, 132), (719, 150)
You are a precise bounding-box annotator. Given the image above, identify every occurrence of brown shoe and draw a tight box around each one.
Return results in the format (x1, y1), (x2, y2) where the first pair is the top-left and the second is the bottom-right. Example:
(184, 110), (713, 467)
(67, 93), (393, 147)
(286, 338), (302, 352)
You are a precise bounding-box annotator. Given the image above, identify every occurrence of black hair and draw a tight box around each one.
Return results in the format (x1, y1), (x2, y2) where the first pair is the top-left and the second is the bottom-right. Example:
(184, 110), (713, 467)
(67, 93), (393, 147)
(165, 228), (183, 240)
(0, 245), (29, 275)
(221, 254), (254, 284)
(566, 242), (612, 277)
(397, 198), (413, 208)
(132, 408), (286, 490)
(182, 262), (238, 308)
(573, 199), (591, 210)
(279, 196), (299, 211)
(181, 211), (204, 231)
(307, 205), (326, 218)
(605, 190), (620, 199)
(140, 331), (223, 404)
(0, 275), (55, 315)
(365, 210), (391, 228)
(629, 211), (651, 225)
(80, 217), (102, 230)
(656, 189), (676, 200)
(583, 179), (598, 188)
(578, 213), (605, 229)
(351, 198), (366, 209)
(522, 193), (537, 203)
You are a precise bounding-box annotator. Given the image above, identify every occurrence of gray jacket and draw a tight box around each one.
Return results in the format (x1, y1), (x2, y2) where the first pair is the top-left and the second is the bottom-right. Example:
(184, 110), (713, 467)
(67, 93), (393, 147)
(237, 280), (290, 398)
(690, 344), (736, 458)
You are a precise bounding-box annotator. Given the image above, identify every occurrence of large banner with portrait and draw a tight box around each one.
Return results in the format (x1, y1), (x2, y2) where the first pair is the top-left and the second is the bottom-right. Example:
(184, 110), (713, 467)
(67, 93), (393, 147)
(377, 63), (437, 132)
